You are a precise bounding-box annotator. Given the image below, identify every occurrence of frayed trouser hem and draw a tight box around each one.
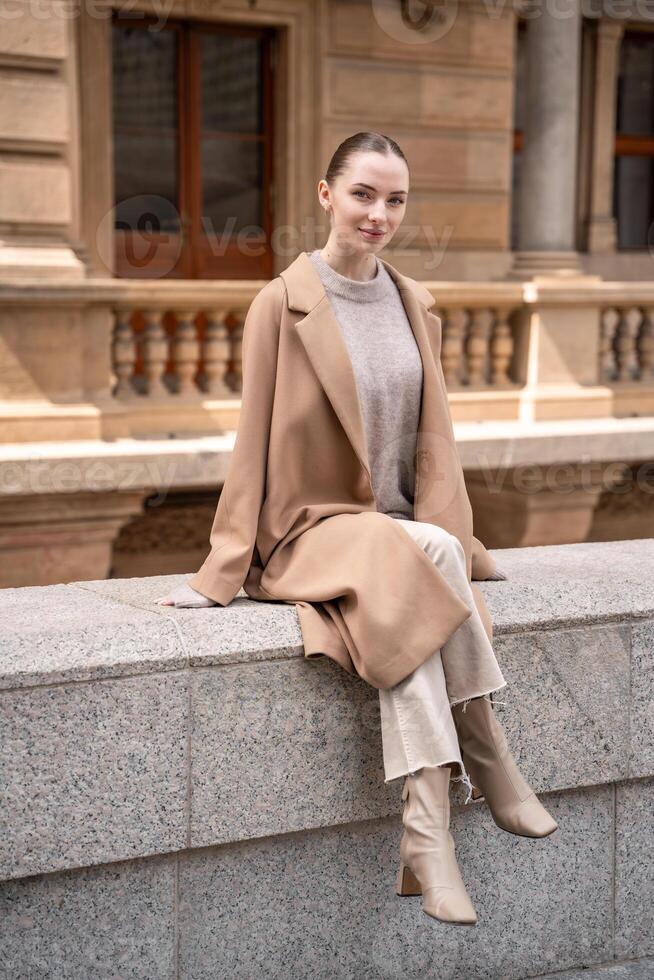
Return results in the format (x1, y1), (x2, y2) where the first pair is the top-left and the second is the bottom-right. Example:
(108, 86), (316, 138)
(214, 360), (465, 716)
(386, 683), (509, 805)
(387, 758), (477, 806)
(449, 762), (475, 805)
(449, 684), (508, 803)
(448, 679), (508, 713)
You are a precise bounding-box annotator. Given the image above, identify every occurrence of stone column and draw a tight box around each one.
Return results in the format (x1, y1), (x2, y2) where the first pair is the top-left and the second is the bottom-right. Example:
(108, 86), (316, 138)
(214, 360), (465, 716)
(508, 0), (586, 279)
(586, 21), (625, 253)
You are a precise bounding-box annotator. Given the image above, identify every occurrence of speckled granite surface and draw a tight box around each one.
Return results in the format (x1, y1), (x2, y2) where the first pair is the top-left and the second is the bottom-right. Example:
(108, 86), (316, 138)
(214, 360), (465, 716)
(4, 783), (647, 980)
(630, 621), (654, 779)
(1, 671), (188, 880)
(533, 956), (654, 980)
(491, 623), (631, 790)
(1, 537), (652, 690)
(177, 784), (614, 980)
(476, 538), (654, 634)
(534, 958), (654, 979)
(615, 779), (654, 959)
(0, 855), (176, 979)
(0, 537), (653, 883)
(189, 658), (393, 849)
(0, 582), (187, 689)
(0, 540), (652, 977)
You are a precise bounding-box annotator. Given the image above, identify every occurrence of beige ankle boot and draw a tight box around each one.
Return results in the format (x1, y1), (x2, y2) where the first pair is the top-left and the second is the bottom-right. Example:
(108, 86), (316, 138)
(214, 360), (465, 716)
(396, 765), (478, 925)
(452, 696), (558, 838)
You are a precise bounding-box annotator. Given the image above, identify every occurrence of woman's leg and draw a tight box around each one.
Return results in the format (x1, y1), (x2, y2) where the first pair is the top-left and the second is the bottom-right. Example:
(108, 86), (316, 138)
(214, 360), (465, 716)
(379, 642), (471, 789)
(382, 519), (557, 839)
(379, 518), (507, 800)
(393, 518), (508, 709)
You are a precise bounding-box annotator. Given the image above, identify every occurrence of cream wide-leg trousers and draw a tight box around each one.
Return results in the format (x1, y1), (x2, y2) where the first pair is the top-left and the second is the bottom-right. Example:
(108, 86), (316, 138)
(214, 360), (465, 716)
(378, 517), (508, 800)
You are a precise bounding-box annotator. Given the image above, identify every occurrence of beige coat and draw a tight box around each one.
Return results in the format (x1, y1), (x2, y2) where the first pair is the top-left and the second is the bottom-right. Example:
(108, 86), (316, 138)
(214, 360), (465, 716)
(189, 250), (500, 690)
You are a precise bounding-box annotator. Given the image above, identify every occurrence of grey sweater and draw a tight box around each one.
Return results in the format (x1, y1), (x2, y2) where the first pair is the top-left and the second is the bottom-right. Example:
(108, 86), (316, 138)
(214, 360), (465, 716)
(309, 249), (423, 521)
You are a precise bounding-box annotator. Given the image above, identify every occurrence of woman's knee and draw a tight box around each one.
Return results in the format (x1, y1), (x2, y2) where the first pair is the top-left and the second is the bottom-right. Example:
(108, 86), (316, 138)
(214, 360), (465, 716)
(412, 522), (464, 561)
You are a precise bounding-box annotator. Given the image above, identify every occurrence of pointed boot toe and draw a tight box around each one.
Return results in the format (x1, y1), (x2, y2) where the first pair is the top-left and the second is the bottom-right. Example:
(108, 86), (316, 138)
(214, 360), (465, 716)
(422, 884), (478, 925)
(396, 767), (478, 926)
(495, 794), (558, 838)
(452, 695), (559, 840)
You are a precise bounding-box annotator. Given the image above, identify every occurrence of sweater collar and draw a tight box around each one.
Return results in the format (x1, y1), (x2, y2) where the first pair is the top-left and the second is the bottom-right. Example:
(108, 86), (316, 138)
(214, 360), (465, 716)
(280, 250), (436, 314)
(308, 249), (390, 303)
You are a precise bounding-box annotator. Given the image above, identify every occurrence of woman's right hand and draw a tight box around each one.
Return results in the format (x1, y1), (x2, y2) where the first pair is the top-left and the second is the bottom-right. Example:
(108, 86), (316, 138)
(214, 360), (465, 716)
(154, 582), (218, 608)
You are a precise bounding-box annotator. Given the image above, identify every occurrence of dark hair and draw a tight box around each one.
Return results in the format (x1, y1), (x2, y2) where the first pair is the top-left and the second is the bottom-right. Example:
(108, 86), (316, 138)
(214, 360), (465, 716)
(324, 131), (409, 184)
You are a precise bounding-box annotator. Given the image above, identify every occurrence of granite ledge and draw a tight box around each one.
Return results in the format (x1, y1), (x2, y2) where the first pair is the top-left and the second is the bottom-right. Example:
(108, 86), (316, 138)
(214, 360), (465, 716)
(0, 538), (651, 691)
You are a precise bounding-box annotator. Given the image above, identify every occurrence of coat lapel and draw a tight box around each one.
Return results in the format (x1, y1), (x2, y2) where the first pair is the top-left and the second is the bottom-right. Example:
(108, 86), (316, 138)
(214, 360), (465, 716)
(279, 251), (440, 498)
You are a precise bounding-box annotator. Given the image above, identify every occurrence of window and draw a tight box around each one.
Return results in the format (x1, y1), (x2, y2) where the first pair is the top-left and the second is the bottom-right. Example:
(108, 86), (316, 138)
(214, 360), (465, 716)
(613, 30), (654, 251)
(112, 15), (275, 278)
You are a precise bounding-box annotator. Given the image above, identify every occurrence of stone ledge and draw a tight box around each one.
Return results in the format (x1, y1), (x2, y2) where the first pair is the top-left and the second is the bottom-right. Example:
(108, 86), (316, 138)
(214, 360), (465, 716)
(0, 539), (652, 883)
(0, 537), (652, 691)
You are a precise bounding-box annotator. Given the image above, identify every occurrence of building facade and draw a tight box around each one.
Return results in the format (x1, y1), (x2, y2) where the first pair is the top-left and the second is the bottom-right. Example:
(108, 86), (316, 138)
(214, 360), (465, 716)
(0, 0), (653, 585)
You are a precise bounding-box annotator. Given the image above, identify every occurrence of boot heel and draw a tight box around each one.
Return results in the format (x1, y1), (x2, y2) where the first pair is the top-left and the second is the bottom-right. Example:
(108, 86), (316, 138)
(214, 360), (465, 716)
(396, 861), (422, 896)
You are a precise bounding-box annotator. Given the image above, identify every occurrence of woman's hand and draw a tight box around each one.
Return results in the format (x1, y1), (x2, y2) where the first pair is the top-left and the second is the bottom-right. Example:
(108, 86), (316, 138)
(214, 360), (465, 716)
(154, 582), (218, 608)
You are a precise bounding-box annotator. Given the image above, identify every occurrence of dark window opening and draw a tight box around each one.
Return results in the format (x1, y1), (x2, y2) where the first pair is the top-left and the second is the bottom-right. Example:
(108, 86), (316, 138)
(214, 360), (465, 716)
(112, 15), (275, 279)
(613, 29), (654, 251)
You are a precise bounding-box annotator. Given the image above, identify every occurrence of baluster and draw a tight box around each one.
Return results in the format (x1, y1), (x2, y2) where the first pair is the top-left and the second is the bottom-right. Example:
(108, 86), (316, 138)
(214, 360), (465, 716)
(466, 309), (493, 385)
(636, 307), (654, 382)
(600, 308), (619, 381)
(201, 310), (232, 396)
(489, 307), (513, 385)
(440, 307), (466, 386)
(613, 307), (641, 381)
(172, 310), (200, 395)
(142, 310), (169, 397)
(112, 308), (137, 398)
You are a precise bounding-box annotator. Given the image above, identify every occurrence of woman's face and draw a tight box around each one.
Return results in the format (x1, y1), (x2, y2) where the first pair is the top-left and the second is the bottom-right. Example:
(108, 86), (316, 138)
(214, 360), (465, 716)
(318, 150), (409, 255)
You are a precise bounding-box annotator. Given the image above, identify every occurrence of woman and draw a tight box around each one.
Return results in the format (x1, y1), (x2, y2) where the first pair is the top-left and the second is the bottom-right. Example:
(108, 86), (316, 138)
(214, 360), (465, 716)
(155, 132), (558, 925)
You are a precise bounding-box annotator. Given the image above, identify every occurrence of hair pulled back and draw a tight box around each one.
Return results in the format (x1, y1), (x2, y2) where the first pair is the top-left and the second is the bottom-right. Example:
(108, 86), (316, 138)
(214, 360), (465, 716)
(324, 131), (409, 185)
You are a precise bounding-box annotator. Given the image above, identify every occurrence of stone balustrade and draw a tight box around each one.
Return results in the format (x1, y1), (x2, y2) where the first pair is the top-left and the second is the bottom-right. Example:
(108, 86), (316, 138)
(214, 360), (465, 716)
(601, 302), (654, 384)
(0, 538), (652, 977)
(2, 275), (654, 442)
(108, 280), (526, 405)
(1, 276), (652, 592)
(106, 279), (264, 401)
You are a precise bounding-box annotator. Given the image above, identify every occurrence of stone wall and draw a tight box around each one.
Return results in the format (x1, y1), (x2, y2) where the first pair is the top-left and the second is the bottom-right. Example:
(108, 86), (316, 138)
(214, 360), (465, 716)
(1, 539), (652, 978)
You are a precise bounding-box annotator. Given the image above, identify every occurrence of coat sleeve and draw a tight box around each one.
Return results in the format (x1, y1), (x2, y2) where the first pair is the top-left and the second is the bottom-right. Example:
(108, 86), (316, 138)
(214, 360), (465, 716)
(188, 278), (284, 604)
